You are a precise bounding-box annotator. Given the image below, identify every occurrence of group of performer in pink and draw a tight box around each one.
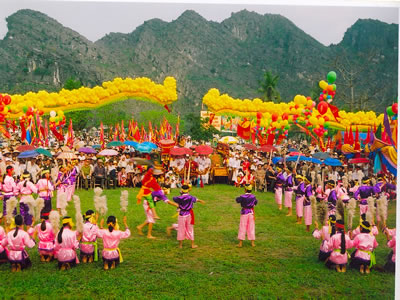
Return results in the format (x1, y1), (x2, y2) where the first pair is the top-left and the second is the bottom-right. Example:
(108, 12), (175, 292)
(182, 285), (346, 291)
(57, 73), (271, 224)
(0, 210), (130, 271)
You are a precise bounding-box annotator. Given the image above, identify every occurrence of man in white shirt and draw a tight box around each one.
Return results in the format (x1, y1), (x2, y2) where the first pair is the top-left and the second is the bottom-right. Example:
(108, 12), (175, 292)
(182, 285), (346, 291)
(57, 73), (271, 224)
(196, 155), (211, 184)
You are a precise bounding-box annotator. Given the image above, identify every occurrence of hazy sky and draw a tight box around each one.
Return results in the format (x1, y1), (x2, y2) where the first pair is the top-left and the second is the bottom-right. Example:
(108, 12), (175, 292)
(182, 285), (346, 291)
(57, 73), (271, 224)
(0, 0), (398, 45)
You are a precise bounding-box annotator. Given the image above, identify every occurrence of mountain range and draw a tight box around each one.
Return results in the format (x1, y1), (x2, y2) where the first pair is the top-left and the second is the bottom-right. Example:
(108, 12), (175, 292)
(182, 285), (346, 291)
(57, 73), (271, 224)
(0, 9), (397, 120)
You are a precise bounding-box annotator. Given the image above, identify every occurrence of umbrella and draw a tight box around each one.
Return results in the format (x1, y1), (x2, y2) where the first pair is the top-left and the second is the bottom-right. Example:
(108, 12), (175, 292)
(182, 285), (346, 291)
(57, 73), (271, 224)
(141, 141), (158, 150)
(107, 141), (124, 147)
(57, 152), (78, 160)
(243, 144), (258, 151)
(195, 145), (213, 155)
(258, 145), (277, 152)
(324, 157), (342, 166)
(61, 146), (72, 152)
(92, 144), (102, 149)
(18, 150), (39, 159)
(289, 152), (302, 156)
(17, 145), (36, 152)
(78, 147), (97, 154)
(124, 141), (139, 148)
(219, 136), (238, 144)
(285, 155), (309, 162)
(348, 158), (370, 164)
(130, 157), (154, 167)
(288, 148), (297, 152)
(98, 149), (119, 156)
(136, 144), (153, 153)
(312, 152), (330, 160)
(36, 148), (52, 158)
(170, 147), (193, 156)
(311, 158), (322, 164)
(272, 157), (282, 164)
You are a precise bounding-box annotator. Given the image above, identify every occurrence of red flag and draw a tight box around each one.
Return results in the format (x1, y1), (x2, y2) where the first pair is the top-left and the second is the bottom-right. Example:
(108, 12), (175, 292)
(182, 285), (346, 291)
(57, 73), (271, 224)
(66, 119), (74, 148)
(328, 104), (340, 121)
(348, 127), (354, 145)
(100, 122), (105, 149)
(266, 133), (275, 145)
(20, 119), (26, 142)
(354, 127), (360, 150)
(237, 119), (251, 140)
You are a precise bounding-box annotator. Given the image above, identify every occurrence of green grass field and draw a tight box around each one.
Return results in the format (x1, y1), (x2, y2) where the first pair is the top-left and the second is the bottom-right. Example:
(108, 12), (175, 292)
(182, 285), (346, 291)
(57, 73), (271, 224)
(0, 185), (395, 299)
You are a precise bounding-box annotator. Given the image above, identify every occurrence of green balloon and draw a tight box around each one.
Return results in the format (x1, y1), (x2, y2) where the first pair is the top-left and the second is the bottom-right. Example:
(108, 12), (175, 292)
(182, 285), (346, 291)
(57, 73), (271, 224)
(332, 84), (336, 91)
(22, 106), (28, 113)
(327, 71), (337, 84)
(387, 106), (394, 116)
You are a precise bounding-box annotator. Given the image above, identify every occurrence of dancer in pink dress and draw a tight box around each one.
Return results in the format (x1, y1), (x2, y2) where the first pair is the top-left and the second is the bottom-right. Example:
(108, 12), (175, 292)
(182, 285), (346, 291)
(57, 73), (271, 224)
(55, 216), (79, 270)
(312, 215), (336, 262)
(2, 166), (17, 217)
(2, 215), (35, 272)
(80, 210), (99, 263)
(325, 219), (354, 272)
(349, 221), (378, 274)
(36, 170), (54, 214)
(16, 171), (38, 228)
(97, 215), (130, 270)
(31, 212), (56, 262)
(236, 184), (257, 248)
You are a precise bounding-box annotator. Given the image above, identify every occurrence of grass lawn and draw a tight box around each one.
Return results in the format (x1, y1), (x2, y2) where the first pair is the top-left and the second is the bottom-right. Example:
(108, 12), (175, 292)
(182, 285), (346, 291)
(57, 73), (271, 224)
(0, 185), (395, 299)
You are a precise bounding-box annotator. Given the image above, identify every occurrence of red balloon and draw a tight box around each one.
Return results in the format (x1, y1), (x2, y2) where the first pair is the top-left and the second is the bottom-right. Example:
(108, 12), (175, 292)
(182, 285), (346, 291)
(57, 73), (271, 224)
(392, 103), (398, 115)
(39, 110), (44, 116)
(3, 95), (11, 105)
(317, 101), (328, 115)
(0, 114), (5, 122)
(271, 113), (278, 122)
(323, 116), (329, 122)
(282, 113), (288, 120)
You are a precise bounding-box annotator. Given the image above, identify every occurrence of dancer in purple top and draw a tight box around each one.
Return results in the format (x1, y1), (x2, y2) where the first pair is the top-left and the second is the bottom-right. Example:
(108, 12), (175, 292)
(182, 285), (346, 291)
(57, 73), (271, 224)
(172, 184), (205, 249)
(236, 184), (258, 248)
(303, 176), (314, 232)
(295, 175), (305, 225)
(326, 180), (337, 217)
(354, 177), (379, 216)
(284, 167), (294, 216)
(274, 167), (285, 210)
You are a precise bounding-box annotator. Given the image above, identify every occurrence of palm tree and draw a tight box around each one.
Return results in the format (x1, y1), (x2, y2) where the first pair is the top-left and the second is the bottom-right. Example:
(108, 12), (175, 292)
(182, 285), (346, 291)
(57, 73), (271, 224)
(258, 71), (281, 102)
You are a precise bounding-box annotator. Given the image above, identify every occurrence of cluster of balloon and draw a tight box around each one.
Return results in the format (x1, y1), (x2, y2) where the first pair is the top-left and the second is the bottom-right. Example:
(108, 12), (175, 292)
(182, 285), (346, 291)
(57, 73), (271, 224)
(0, 94), (12, 123)
(318, 71), (337, 115)
(49, 110), (66, 141)
(0, 94), (12, 138)
(49, 110), (66, 128)
(387, 103), (398, 120)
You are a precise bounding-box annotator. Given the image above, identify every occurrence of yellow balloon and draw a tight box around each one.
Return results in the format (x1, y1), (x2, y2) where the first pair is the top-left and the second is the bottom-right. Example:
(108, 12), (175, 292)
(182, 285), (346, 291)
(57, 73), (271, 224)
(319, 80), (328, 90)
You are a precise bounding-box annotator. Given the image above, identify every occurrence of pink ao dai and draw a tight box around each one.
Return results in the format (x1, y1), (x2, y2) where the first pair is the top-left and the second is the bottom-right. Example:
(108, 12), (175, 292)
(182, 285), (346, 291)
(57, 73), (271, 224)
(55, 228), (79, 263)
(326, 233), (353, 265)
(352, 233), (378, 261)
(17, 181), (38, 195)
(312, 225), (330, 252)
(97, 228), (131, 260)
(2, 229), (35, 261)
(80, 222), (99, 254)
(36, 179), (54, 198)
(34, 221), (55, 254)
